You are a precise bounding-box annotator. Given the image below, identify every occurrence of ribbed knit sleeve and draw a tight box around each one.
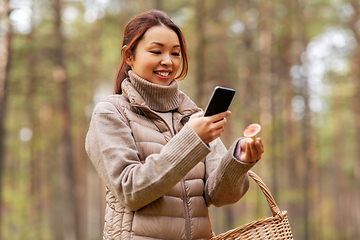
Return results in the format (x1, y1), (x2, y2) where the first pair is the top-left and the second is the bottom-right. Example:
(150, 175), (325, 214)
(161, 123), (211, 174)
(204, 138), (256, 207)
(85, 102), (210, 211)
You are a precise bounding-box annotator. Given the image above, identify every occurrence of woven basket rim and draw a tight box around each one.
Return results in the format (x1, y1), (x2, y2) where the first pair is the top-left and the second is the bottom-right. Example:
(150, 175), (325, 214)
(209, 171), (294, 239)
(214, 210), (289, 238)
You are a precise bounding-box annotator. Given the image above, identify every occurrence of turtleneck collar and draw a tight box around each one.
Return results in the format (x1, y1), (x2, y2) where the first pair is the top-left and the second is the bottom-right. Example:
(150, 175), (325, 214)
(124, 70), (180, 112)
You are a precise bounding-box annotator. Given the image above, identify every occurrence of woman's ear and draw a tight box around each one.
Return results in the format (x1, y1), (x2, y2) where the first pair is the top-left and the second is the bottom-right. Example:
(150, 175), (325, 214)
(122, 46), (133, 67)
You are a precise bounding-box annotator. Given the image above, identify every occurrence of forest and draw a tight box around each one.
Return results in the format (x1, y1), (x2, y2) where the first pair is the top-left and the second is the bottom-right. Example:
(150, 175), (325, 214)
(0, 0), (359, 239)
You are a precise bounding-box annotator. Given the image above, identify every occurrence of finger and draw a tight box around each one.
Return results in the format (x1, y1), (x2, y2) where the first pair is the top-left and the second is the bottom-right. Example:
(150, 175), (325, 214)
(255, 138), (264, 154)
(251, 141), (262, 162)
(250, 141), (259, 159)
(240, 138), (251, 151)
(208, 111), (231, 123)
(251, 141), (259, 161)
(212, 117), (227, 129)
(257, 142), (264, 155)
(210, 126), (225, 139)
(252, 140), (264, 161)
(246, 142), (253, 162)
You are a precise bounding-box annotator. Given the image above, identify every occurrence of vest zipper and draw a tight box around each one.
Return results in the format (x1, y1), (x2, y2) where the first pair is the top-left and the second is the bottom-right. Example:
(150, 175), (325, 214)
(138, 107), (192, 239)
(181, 179), (191, 240)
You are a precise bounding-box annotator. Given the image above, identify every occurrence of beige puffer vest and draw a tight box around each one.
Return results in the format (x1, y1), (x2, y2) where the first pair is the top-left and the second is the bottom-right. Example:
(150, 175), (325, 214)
(103, 88), (212, 239)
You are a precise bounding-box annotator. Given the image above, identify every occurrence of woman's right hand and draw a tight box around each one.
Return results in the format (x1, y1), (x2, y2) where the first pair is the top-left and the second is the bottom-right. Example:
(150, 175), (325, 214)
(188, 111), (231, 144)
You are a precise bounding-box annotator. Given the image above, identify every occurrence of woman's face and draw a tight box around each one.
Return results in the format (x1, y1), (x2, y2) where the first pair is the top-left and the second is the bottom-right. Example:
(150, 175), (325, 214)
(126, 25), (181, 86)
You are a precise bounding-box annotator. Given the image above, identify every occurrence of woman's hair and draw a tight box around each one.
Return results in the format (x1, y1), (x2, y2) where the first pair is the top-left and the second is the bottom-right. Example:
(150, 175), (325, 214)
(114, 10), (188, 94)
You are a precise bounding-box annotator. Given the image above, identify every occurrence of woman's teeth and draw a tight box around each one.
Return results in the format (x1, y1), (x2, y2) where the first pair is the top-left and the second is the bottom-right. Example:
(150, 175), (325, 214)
(155, 71), (170, 77)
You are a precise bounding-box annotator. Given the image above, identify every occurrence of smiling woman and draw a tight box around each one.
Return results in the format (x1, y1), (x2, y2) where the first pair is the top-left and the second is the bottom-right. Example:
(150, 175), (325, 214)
(85, 9), (264, 240)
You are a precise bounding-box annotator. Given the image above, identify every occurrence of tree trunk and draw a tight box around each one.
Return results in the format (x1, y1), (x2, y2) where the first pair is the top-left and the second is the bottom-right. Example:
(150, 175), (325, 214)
(349, 0), (360, 180)
(259, 0), (277, 202)
(278, 0), (299, 235)
(301, 71), (312, 240)
(212, 0), (234, 230)
(25, 24), (44, 239)
(195, 0), (206, 107)
(84, 18), (103, 240)
(236, 0), (256, 125)
(212, 0), (228, 88)
(350, 49), (360, 240)
(348, 1), (360, 238)
(212, 0), (230, 144)
(331, 89), (346, 239)
(53, 0), (77, 239)
(0, 0), (12, 231)
(293, 0), (312, 239)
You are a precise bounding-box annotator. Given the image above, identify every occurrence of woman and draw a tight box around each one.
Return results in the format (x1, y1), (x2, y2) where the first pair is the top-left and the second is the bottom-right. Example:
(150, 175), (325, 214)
(85, 10), (264, 240)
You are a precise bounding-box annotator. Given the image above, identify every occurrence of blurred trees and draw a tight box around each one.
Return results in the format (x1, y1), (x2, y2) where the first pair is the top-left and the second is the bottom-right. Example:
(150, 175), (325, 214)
(0, 0), (359, 239)
(53, 0), (77, 239)
(0, 0), (11, 229)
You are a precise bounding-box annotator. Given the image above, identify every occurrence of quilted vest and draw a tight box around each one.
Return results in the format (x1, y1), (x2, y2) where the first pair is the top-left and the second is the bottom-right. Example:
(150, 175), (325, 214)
(102, 90), (212, 239)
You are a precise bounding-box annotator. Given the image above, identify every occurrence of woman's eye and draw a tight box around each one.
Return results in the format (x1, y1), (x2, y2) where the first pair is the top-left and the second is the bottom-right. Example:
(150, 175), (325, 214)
(172, 52), (180, 56)
(151, 51), (161, 54)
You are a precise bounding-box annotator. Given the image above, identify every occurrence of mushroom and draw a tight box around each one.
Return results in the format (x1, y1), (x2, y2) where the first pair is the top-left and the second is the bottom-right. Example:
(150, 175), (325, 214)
(243, 123), (261, 141)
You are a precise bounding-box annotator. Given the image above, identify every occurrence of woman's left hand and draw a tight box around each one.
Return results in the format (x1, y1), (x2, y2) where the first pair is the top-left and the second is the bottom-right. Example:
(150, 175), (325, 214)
(240, 138), (264, 163)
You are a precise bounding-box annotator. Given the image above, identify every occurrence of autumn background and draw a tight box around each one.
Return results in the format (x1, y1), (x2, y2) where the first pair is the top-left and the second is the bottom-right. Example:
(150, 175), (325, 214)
(0, 0), (359, 239)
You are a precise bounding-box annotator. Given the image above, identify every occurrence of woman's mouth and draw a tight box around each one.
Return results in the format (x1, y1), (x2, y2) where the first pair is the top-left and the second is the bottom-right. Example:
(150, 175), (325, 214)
(154, 71), (171, 77)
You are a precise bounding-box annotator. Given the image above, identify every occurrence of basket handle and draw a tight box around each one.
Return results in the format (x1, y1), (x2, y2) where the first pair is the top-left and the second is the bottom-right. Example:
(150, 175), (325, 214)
(247, 170), (281, 217)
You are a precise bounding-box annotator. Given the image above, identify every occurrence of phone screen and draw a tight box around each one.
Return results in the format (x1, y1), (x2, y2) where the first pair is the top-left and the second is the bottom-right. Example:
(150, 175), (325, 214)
(204, 86), (235, 116)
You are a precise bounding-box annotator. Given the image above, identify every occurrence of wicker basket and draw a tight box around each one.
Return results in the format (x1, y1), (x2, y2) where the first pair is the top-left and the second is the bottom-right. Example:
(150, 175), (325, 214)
(210, 170), (294, 240)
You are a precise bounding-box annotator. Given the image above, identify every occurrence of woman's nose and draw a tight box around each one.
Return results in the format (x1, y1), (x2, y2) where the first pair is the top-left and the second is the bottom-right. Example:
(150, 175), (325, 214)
(161, 54), (172, 66)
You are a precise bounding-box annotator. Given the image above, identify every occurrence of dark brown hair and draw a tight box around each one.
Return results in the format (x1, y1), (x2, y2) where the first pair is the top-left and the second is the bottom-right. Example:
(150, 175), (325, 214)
(114, 10), (188, 94)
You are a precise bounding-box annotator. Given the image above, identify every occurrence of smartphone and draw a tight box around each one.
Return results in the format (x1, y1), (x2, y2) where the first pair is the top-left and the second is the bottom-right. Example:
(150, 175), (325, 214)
(204, 86), (235, 116)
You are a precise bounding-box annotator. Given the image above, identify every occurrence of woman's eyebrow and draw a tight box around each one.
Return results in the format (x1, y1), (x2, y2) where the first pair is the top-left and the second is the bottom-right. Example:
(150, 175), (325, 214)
(150, 42), (180, 48)
(150, 42), (164, 46)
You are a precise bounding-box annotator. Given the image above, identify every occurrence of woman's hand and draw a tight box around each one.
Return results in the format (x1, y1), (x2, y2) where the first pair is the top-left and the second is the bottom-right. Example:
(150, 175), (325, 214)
(240, 137), (264, 163)
(188, 111), (231, 144)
